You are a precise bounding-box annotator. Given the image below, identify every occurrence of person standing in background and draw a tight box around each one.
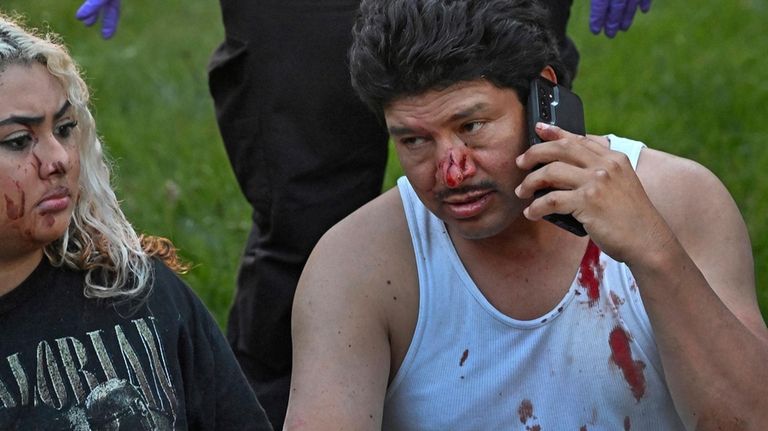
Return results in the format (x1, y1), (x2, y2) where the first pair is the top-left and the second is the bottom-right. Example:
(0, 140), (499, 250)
(75, 0), (650, 428)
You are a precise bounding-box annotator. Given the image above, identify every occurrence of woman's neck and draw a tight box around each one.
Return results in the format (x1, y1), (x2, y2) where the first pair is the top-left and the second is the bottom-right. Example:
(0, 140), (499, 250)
(0, 249), (44, 297)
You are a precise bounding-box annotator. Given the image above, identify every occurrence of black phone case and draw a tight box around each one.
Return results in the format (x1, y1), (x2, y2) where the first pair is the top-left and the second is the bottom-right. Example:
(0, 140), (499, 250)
(527, 77), (588, 237)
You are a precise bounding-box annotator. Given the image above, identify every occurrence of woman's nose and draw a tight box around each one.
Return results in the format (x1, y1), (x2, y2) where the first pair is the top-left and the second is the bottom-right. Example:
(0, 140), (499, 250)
(33, 133), (70, 179)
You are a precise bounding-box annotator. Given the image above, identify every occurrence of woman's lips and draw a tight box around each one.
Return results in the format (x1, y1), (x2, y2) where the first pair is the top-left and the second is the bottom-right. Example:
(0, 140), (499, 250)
(36, 186), (71, 214)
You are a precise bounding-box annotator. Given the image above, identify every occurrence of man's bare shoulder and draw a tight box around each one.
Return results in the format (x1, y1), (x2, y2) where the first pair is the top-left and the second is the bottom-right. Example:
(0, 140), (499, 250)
(635, 148), (738, 231)
(296, 186), (418, 320)
(309, 186), (413, 277)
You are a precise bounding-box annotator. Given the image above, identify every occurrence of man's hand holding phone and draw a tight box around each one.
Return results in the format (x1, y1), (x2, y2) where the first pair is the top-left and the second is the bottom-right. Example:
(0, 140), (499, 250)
(516, 123), (672, 264)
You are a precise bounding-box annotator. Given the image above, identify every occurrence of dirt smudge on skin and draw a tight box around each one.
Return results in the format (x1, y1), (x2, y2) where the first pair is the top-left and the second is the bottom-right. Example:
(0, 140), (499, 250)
(459, 349), (469, 367)
(578, 240), (603, 305)
(609, 326), (646, 401)
(517, 399), (533, 424)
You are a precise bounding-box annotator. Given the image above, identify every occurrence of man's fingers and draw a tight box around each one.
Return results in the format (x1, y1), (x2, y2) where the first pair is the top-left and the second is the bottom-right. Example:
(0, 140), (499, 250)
(516, 162), (586, 200)
(523, 189), (579, 222)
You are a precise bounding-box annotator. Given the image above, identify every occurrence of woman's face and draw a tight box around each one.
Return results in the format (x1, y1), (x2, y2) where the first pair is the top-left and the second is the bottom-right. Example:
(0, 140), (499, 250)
(0, 62), (80, 261)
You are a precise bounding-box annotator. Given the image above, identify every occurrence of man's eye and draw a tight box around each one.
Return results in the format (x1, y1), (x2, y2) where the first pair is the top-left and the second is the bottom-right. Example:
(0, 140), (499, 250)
(56, 121), (78, 138)
(462, 121), (484, 133)
(400, 136), (427, 147)
(0, 134), (34, 151)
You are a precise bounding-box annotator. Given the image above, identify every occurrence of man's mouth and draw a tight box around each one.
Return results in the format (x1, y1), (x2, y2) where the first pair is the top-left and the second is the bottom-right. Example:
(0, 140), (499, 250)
(443, 189), (494, 219)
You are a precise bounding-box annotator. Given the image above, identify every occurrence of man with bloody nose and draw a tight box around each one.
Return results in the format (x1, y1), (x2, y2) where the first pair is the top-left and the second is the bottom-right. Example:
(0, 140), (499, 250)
(283, 0), (768, 430)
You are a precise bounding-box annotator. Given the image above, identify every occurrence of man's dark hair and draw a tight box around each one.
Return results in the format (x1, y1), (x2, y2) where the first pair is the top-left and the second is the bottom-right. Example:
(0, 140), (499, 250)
(350, 0), (569, 117)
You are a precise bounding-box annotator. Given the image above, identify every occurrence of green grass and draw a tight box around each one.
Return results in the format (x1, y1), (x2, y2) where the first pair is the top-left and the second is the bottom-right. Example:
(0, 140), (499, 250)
(3, 0), (767, 324)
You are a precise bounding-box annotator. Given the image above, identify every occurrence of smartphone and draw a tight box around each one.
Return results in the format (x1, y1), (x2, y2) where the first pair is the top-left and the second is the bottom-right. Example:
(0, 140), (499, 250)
(526, 76), (588, 236)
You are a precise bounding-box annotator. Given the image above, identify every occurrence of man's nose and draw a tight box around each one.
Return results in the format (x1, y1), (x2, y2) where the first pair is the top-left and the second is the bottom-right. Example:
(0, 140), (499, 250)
(435, 139), (476, 188)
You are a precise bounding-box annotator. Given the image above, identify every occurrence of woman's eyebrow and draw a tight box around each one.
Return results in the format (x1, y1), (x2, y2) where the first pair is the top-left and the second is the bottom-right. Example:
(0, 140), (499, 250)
(0, 100), (72, 127)
(54, 100), (72, 120)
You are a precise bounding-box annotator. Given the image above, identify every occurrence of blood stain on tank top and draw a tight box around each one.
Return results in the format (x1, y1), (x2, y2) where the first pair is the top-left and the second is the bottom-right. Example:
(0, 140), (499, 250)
(610, 291), (625, 306)
(608, 326), (647, 401)
(459, 349), (469, 366)
(578, 240), (603, 305)
(517, 399), (534, 424)
(624, 415), (631, 430)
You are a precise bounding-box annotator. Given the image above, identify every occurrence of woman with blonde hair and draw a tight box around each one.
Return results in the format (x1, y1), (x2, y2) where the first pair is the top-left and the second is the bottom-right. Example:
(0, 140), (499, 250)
(0, 14), (271, 430)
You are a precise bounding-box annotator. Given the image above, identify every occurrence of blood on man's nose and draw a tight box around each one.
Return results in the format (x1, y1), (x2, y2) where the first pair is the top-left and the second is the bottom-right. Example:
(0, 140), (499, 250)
(439, 149), (469, 188)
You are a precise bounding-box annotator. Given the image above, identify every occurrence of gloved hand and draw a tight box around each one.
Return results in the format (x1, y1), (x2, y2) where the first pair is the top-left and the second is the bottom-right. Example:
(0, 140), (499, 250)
(589, 0), (651, 38)
(76, 0), (121, 39)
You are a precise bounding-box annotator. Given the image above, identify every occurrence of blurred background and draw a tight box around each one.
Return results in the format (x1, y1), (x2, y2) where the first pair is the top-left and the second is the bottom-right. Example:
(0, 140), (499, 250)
(3, 0), (766, 326)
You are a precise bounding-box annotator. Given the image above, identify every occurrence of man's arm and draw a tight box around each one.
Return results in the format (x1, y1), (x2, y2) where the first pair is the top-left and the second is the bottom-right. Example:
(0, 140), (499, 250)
(516, 124), (768, 430)
(284, 189), (414, 430)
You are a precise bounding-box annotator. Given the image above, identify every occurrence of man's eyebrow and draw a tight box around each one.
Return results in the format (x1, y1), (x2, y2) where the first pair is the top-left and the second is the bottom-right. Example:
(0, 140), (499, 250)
(388, 125), (417, 136)
(0, 100), (72, 127)
(449, 103), (488, 122)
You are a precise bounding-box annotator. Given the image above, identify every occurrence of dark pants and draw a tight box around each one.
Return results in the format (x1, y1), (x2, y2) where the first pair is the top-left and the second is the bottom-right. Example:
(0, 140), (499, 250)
(208, 1), (389, 428)
(208, 1), (576, 429)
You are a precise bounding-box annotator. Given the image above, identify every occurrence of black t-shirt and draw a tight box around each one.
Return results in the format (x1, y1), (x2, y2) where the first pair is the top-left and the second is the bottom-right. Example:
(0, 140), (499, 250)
(0, 258), (272, 430)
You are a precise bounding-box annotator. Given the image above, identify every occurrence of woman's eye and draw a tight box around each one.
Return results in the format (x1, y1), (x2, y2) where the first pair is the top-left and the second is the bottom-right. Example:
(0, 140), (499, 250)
(0, 134), (34, 151)
(56, 121), (78, 138)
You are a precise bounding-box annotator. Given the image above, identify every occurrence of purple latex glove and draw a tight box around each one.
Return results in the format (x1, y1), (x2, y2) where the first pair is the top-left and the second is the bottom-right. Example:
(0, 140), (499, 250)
(76, 0), (121, 39)
(590, 0), (651, 38)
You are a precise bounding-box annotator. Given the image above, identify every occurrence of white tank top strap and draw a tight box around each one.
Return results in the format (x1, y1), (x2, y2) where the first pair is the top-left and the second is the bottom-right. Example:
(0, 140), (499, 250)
(606, 134), (646, 169)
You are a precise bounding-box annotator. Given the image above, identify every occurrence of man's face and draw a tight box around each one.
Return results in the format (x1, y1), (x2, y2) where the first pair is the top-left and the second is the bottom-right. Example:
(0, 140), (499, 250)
(385, 79), (530, 240)
(0, 62), (81, 261)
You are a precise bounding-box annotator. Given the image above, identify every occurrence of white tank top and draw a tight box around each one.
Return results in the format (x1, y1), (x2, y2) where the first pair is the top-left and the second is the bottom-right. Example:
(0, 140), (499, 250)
(384, 136), (684, 430)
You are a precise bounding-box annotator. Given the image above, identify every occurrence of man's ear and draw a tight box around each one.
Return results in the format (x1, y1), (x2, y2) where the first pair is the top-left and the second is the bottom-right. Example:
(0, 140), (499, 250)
(539, 65), (558, 84)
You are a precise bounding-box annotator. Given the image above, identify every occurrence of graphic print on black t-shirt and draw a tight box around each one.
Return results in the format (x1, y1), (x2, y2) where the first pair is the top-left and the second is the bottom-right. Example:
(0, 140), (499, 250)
(0, 315), (178, 429)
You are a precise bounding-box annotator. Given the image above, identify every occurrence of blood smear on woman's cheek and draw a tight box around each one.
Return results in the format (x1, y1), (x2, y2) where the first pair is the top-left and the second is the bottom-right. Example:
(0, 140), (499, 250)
(4, 192), (25, 220)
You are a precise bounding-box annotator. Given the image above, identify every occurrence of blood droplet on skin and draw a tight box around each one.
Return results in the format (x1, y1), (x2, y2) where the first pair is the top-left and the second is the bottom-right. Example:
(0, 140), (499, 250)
(578, 240), (603, 305)
(608, 326), (646, 401)
(459, 349), (469, 367)
(624, 415), (631, 430)
(517, 399), (533, 424)
(45, 215), (55, 227)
